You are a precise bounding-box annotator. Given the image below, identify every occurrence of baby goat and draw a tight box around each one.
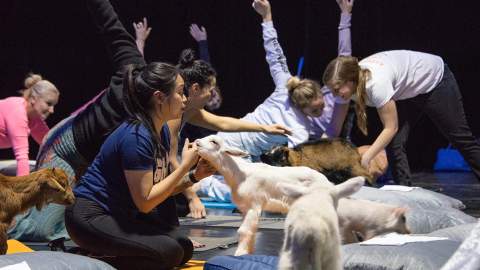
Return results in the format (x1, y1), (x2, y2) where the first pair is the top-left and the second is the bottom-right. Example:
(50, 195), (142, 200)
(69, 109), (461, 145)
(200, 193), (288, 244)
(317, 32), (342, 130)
(196, 135), (335, 256)
(0, 168), (74, 254)
(261, 139), (380, 185)
(277, 177), (365, 270)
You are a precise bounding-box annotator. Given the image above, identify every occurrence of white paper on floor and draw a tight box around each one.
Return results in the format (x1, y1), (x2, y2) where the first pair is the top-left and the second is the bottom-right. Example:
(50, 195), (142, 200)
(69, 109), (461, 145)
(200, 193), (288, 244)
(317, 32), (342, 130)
(380, 185), (419, 192)
(0, 262), (31, 270)
(360, 233), (449, 246)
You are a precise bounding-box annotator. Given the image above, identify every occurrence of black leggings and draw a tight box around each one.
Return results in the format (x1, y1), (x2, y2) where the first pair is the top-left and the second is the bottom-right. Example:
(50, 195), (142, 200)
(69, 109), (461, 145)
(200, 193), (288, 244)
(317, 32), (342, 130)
(65, 197), (193, 270)
(387, 64), (480, 184)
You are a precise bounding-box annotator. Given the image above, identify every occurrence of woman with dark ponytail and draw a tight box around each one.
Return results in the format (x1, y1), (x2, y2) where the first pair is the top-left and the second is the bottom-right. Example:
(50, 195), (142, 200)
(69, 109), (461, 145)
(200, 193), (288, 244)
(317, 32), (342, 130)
(8, 0), (212, 244)
(168, 47), (293, 217)
(64, 62), (199, 270)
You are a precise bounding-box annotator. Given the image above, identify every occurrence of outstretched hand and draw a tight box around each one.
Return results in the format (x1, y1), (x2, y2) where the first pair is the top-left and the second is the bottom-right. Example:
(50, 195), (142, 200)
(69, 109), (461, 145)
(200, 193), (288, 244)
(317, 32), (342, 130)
(252, 0), (272, 21)
(133, 17), (152, 42)
(189, 24), (207, 42)
(336, 0), (354, 14)
(263, 124), (292, 136)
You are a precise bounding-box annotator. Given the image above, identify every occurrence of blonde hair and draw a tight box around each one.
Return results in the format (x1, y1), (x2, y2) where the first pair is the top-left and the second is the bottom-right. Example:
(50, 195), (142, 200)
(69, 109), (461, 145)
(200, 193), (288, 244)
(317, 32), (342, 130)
(20, 73), (59, 99)
(286, 76), (322, 110)
(323, 56), (370, 135)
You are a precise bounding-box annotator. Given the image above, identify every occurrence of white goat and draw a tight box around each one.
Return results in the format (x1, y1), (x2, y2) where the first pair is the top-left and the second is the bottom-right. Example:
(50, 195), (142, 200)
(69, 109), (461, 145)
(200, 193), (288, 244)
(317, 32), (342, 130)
(276, 177), (364, 270)
(195, 135), (335, 256)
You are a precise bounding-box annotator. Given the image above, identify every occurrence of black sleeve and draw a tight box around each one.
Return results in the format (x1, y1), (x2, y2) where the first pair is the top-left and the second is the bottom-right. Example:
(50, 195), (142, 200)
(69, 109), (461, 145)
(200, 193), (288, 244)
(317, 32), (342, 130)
(197, 40), (211, 64)
(73, 0), (147, 162)
(86, 0), (145, 70)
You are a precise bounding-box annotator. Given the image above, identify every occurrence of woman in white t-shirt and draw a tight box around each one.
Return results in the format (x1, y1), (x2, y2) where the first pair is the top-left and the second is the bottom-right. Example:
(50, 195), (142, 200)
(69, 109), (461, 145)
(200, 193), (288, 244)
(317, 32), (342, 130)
(323, 50), (480, 185)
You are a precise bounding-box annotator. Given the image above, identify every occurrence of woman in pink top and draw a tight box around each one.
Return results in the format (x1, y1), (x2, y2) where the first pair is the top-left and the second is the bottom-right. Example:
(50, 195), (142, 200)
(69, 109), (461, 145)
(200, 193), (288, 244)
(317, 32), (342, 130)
(0, 74), (59, 176)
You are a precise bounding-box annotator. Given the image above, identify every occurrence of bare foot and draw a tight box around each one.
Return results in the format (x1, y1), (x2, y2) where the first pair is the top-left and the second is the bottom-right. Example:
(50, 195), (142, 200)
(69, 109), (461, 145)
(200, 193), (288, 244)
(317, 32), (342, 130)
(190, 238), (206, 249)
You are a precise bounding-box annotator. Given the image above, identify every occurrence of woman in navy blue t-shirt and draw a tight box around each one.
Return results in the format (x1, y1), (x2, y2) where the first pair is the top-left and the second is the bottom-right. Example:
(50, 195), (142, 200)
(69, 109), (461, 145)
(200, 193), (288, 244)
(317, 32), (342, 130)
(65, 63), (201, 270)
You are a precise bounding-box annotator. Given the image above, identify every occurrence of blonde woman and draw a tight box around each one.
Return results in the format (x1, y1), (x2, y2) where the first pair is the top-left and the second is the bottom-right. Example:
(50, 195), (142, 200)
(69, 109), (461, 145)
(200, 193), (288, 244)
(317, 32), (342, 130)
(323, 51), (480, 185)
(195, 0), (355, 202)
(0, 74), (59, 176)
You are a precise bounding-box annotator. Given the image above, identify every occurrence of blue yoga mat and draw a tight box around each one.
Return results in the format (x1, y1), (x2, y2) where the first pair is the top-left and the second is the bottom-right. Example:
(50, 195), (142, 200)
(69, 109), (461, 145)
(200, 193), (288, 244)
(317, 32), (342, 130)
(201, 198), (237, 210)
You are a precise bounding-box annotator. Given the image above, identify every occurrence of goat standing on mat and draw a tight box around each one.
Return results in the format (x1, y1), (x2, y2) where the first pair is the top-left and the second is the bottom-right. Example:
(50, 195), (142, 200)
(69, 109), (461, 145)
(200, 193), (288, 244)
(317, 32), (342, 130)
(0, 168), (74, 254)
(195, 135), (335, 256)
(277, 177), (365, 270)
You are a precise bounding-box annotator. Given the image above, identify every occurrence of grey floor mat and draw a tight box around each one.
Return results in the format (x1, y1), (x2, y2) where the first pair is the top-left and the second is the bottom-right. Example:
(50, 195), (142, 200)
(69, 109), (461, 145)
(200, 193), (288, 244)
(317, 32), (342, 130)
(180, 215), (285, 230)
(190, 234), (239, 252)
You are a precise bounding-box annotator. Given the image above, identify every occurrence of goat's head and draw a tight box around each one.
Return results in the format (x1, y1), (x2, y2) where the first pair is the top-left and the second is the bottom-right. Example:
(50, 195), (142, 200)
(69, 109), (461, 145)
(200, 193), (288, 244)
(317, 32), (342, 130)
(260, 145), (290, 166)
(195, 135), (249, 167)
(36, 168), (75, 210)
(278, 176), (365, 207)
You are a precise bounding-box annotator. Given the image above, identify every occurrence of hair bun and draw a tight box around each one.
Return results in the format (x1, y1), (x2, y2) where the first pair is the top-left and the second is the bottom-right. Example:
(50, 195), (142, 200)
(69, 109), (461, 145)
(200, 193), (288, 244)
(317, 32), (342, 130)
(286, 76), (302, 92)
(178, 48), (196, 68)
(24, 73), (43, 89)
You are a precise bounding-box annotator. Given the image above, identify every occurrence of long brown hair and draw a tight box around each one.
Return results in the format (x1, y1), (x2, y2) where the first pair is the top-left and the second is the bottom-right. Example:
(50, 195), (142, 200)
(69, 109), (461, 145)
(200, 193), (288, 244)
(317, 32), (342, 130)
(323, 56), (370, 135)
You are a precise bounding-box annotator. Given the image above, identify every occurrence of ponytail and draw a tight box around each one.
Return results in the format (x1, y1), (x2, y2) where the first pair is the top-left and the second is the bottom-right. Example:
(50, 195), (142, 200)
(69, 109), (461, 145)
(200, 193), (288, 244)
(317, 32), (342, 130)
(177, 48), (216, 92)
(355, 69), (370, 135)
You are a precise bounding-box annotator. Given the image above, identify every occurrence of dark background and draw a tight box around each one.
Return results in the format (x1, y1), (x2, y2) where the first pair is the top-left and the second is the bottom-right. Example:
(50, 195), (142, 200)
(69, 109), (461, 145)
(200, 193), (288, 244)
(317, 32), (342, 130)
(0, 0), (478, 172)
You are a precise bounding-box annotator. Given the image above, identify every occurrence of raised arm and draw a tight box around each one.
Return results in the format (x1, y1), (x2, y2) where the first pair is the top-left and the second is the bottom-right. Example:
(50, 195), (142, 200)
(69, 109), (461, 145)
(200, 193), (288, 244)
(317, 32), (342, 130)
(336, 0), (354, 56)
(190, 24), (211, 63)
(190, 24), (222, 111)
(133, 17), (152, 56)
(322, 0), (355, 137)
(253, 0), (291, 88)
(86, 0), (145, 70)
(325, 101), (350, 137)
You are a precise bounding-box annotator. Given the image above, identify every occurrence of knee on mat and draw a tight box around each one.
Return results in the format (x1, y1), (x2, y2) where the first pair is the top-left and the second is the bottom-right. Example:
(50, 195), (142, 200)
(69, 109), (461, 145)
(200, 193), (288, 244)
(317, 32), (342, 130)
(150, 236), (192, 268)
(178, 236), (193, 265)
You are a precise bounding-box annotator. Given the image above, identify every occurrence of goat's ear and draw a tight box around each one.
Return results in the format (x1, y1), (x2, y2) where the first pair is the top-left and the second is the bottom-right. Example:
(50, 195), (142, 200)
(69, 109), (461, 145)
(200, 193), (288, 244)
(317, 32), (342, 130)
(277, 182), (309, 199)
(333, 176), (365, 199)
(223, 146), (249, 157)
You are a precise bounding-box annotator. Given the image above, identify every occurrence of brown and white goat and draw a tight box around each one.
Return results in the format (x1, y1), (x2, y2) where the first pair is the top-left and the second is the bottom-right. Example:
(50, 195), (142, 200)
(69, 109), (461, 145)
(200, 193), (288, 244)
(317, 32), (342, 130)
(0, 168), (74, 254)
(261, 139), (388, 185)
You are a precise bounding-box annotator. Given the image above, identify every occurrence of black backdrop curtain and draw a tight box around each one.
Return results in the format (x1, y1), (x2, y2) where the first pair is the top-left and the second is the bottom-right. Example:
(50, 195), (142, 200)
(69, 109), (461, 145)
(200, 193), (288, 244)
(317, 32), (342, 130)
(1, 0), (478, 171)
